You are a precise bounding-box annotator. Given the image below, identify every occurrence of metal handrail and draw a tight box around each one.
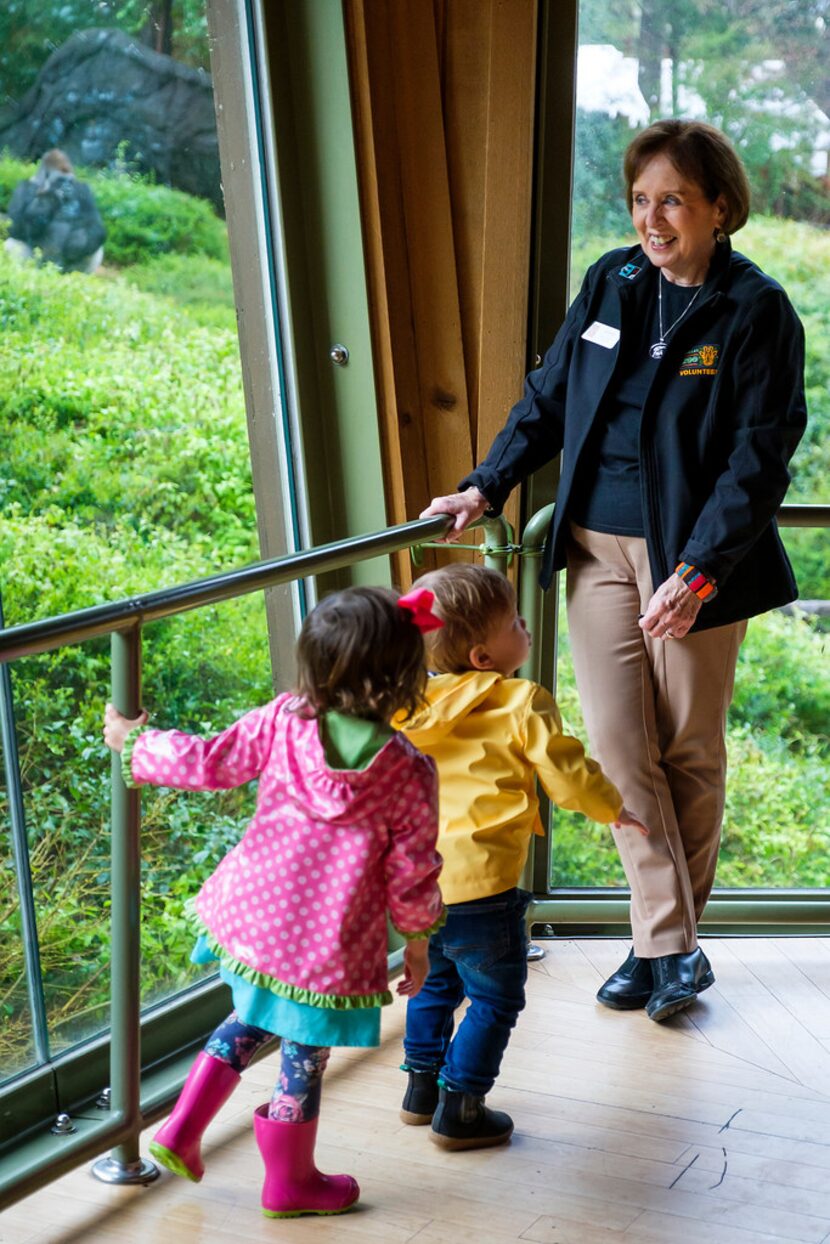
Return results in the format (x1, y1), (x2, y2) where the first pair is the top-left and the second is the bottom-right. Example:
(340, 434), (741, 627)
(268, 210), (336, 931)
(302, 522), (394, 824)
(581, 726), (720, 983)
(776, 503), (830, 527)
(0, 515), (451, 663)
(2, 512), (493, 1207)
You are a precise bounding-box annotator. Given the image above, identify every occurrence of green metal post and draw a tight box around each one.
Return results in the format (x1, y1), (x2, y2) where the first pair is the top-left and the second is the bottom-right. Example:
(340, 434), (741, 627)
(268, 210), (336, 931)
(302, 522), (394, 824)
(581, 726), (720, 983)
(518, 503), (555, 688)
(92, 627), (158, 1185)
(515, 504), (556, 909)
(479, 516), (514, 574)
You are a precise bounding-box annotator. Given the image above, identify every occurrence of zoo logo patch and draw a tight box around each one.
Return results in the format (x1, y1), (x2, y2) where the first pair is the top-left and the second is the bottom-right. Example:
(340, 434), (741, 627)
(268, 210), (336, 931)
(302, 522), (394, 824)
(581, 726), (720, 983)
(618, 262), (641, 280)
(679, 344), (720, 376)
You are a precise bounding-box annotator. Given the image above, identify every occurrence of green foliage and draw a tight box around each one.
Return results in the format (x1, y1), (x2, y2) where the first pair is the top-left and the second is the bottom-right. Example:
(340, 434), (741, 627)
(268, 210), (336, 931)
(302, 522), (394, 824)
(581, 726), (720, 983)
(120, 253), (236, 330)
(0, 238), (273, 1071)
(0, 253), (251, 562)
(550, 584), (829, 889)
(0, 1), (210, 111)
(571, 0), (830, 228)
(572, 111), (637, 238)
(0, 153), (228, 268)
(91, 174), (229, 267)
(720, 726), (830, 886)
(730, 608), (830, 743)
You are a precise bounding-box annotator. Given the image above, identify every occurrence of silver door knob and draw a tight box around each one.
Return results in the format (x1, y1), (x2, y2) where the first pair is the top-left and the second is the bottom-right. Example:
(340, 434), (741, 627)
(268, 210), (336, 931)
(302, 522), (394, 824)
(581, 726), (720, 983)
(329, 344), (349, 366)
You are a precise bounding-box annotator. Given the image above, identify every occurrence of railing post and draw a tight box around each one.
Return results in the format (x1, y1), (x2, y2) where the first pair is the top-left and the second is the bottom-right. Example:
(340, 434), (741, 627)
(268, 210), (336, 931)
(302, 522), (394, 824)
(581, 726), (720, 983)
(518, 503), (555, 689)
(480, 515), (514, 575)
(92, 625), (158, 1185)
(516, 504), (557, 907)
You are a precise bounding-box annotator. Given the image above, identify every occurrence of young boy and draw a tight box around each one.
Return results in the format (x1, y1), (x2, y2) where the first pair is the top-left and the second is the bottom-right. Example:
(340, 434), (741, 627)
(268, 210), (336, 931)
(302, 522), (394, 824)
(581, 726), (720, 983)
(396, 564), (647, 1150)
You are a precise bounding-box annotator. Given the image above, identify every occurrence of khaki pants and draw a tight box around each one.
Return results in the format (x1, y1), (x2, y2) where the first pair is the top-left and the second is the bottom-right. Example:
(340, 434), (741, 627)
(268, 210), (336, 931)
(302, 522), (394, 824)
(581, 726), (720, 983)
(565, 523), (746, 956)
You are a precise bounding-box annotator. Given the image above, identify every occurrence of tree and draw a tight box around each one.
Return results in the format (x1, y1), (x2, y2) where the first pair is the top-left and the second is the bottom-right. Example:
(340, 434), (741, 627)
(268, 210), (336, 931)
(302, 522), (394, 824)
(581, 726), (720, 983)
(575, 0), (830, 224)
(0, 0), (209, 113)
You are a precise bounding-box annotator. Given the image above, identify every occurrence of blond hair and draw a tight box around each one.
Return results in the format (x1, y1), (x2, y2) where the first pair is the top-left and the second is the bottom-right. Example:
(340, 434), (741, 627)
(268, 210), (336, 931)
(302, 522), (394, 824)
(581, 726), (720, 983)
(414, 564), (515, 673)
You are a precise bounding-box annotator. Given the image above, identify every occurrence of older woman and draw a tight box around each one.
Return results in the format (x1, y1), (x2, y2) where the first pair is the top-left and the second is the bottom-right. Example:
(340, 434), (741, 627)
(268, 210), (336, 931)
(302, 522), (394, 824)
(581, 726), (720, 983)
(423, 120), (807, 1022)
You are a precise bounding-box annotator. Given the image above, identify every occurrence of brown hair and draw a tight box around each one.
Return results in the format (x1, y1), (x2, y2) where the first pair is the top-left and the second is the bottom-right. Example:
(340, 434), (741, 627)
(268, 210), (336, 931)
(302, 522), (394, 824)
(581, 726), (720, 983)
(624, 119), (751, 235)
(414, 564), (516, 674)
(294, 586), (426, 721)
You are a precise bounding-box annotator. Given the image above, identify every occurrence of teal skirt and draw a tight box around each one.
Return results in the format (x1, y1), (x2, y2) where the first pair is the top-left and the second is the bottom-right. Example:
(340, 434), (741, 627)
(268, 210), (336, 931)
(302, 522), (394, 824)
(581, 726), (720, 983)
(191, 935), (381, 1047)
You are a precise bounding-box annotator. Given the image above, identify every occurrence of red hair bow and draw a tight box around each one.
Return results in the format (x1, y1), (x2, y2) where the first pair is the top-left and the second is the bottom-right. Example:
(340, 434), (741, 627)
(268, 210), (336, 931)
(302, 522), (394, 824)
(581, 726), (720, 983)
(398, 587), (444, 634)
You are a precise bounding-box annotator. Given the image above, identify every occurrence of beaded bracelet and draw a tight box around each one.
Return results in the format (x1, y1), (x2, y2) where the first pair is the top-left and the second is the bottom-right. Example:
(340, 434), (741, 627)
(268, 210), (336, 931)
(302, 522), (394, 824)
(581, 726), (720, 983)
(675, 561), (718, 603)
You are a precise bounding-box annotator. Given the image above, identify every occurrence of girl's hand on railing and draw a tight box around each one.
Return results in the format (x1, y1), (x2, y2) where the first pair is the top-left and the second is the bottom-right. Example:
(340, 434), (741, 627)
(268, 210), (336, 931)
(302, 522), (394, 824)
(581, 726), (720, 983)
(103, 703), (149, 753)
(419, 487), (489, 541)
(613, 806), (649, 836)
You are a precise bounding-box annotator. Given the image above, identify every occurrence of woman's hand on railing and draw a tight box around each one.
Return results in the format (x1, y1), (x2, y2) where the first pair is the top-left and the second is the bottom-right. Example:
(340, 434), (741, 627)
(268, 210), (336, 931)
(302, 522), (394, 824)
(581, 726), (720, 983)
(419, 487), (490, 541)
(104, 703), (149, 753)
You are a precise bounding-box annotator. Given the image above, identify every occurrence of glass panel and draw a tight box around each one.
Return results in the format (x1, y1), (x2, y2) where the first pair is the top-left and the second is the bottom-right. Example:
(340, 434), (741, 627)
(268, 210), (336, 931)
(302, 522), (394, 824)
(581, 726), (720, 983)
(554, 2), (830, 887)
(551, 574), (830, 888)
(0, 898), (38, 1082)
(550, 578), (626, 888)
(0, 2), (276, 1057)
(139, 600), (272, 1011)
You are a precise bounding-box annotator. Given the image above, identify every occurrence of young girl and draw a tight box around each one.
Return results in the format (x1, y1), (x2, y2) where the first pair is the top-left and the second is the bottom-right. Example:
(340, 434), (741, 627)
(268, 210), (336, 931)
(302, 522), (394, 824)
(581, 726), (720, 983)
(103, 586), (445, 1219)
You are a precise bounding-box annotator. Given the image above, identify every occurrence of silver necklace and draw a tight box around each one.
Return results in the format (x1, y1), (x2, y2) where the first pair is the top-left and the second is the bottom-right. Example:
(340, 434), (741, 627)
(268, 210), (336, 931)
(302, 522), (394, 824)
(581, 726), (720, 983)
(649, 273), (704, 359)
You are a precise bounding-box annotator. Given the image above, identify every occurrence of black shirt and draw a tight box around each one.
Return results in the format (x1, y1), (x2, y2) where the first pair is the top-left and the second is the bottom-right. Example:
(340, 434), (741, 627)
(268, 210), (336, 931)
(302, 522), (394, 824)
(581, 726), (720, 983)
(569, 278), (702, 536)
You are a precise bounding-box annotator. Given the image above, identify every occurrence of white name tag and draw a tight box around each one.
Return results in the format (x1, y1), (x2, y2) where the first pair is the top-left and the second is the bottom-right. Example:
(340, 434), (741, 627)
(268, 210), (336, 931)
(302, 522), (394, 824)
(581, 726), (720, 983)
(581, 321), (620, 349)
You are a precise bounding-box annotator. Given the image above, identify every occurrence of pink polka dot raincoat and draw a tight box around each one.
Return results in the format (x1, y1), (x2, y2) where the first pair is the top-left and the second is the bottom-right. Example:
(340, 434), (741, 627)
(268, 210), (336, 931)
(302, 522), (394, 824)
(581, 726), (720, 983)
(125, 694), (444, 1009)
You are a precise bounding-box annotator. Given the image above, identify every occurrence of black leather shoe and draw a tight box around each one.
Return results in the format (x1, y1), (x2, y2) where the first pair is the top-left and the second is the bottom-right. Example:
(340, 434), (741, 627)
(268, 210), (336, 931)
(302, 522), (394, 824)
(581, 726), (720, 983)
(646, 948), (715, 1022)
(596, 950), (654, 1010)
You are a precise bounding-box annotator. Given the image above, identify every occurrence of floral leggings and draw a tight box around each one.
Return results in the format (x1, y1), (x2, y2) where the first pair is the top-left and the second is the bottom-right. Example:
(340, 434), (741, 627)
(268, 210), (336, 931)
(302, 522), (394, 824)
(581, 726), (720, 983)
(204, 1010), (330, 1122)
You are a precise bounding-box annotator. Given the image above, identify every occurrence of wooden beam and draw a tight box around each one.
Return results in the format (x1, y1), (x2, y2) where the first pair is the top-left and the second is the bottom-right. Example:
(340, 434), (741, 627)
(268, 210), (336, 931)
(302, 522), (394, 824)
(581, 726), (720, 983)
(346, 0), (537, 574)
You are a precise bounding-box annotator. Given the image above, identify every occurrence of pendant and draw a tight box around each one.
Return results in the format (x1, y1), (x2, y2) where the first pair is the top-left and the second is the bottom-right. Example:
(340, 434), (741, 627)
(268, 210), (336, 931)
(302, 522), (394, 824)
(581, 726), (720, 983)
(649, 340), (667, 359)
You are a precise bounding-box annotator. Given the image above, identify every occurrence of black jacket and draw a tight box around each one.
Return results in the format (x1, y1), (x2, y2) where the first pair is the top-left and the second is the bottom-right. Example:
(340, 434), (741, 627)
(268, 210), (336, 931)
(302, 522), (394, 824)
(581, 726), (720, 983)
(461, 242), (807, 632)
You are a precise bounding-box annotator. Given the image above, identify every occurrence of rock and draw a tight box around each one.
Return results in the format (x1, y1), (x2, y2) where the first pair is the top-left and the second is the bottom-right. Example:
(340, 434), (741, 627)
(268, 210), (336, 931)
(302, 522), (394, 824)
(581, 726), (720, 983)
(0, 28), (222, 211)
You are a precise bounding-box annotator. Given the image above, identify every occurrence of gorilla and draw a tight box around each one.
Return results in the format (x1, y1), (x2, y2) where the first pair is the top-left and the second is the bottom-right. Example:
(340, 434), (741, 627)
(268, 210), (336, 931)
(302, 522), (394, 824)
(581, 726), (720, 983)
(4, 149), (106, 274)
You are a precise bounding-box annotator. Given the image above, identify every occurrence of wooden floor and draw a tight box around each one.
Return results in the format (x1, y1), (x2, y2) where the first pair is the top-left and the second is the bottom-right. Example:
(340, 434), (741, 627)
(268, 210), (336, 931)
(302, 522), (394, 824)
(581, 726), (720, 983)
(5, 937), (830, 1244)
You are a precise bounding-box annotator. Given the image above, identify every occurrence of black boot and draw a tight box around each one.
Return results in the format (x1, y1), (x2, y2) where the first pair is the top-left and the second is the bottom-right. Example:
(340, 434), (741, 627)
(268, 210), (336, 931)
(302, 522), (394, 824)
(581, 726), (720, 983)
(596, 949), (654, 1010)
(646, 948), (715, 1022)
(400, 1067), (440, 1125)
(430, 1086), (513, 1151)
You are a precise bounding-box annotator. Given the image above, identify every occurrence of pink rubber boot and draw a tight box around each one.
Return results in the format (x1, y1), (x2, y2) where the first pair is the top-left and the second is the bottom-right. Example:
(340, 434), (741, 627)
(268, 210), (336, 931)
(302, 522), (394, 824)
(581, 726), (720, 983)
(252, 1104), (360, 1218)
(149, 1052), (240, 1182)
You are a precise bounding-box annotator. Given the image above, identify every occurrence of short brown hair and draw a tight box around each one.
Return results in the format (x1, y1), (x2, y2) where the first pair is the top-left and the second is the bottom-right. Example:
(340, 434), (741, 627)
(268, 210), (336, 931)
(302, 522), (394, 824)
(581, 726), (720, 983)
(414, 565), (516, 674)
(294, 587), (426, 721)
(624, 119), (751, 235)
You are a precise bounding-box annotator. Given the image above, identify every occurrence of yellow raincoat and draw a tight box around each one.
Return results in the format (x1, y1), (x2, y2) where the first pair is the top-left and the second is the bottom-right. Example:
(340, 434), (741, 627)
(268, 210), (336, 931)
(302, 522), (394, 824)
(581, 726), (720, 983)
(397, 671), (622, 904)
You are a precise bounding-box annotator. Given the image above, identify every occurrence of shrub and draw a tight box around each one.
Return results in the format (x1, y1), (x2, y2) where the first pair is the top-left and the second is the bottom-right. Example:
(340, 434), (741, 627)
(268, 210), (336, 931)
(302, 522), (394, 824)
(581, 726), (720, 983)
(0, 237), (271, 1070)
(0, 252), (253, 563)
(119, 253), (236, 330)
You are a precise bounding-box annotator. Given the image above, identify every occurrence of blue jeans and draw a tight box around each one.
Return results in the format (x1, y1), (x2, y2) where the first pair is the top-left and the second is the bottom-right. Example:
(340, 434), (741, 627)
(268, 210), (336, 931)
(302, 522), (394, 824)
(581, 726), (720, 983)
(403, 887), (530, 1097)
